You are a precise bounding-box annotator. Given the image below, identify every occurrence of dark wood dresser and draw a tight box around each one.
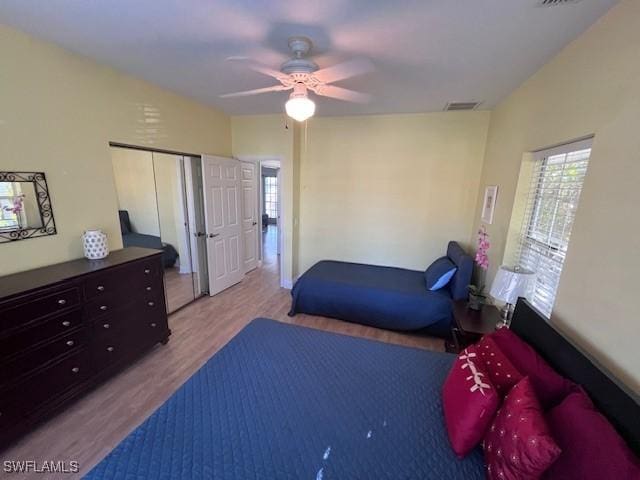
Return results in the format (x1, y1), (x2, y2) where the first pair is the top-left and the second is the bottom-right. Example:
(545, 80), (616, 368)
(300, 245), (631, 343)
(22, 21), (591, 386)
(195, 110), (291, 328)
(0, 247), (170, 449)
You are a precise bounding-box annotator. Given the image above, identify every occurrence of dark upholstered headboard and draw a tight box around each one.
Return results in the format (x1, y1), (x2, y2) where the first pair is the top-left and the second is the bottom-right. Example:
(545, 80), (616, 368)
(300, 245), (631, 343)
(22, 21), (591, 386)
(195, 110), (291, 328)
(511, 299), (640, 455)
(446, 241), (473, 301)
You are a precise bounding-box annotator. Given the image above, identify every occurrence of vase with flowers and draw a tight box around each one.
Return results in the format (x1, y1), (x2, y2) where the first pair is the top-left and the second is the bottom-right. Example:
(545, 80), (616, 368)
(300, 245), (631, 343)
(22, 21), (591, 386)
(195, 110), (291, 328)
(468, 225), (490, 310)
(3, 194), (25, 229)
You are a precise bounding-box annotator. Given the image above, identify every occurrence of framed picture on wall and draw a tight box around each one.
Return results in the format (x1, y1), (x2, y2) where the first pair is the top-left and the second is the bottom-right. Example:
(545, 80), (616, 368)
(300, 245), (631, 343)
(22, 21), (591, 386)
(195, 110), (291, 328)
(481, 185), (498, 224)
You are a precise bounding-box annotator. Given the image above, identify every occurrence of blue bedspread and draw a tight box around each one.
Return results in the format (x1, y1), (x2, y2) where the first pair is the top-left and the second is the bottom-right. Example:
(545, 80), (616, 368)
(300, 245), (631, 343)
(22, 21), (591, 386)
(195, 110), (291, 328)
(290, 261), (453, 335)
(86, 319), (484, 480)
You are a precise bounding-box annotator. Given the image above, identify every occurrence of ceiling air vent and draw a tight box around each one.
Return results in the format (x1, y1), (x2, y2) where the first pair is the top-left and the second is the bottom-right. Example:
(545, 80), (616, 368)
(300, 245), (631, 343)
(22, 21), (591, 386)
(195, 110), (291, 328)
(444, 101), (481, 111)
(537, 0), (583, 6)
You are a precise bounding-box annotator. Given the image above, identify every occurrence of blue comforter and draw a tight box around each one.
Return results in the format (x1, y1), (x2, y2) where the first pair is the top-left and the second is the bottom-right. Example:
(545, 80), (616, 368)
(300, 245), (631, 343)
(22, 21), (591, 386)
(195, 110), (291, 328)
(86, 319), (484, 479)
(290, 260), (453, 335)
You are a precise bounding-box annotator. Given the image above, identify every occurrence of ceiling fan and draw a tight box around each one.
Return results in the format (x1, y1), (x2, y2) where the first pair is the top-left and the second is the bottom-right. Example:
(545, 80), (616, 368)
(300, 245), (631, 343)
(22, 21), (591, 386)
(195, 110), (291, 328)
(221, 37), (374, 122)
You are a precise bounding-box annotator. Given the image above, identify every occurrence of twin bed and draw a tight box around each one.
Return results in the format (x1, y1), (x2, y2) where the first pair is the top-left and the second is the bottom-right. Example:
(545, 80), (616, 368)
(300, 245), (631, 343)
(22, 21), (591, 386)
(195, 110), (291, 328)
(86, 300), (640, 478)
(289, 241), (473, 336)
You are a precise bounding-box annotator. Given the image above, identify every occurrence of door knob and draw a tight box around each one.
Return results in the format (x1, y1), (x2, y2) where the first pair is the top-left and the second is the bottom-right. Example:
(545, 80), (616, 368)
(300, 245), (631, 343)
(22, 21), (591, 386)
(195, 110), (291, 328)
(252, 221), (257, 226)
(208, 233), (219, 238)
(195, 232), (205, 237)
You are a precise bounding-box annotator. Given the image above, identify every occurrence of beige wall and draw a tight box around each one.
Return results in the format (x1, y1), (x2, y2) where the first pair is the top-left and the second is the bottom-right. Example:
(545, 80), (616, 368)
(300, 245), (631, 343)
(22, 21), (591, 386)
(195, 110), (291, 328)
(471, 0), (640, 393)
(0, 24), (230, 275)
(297, 112), (490, 274)
(231, 115), (297, 284)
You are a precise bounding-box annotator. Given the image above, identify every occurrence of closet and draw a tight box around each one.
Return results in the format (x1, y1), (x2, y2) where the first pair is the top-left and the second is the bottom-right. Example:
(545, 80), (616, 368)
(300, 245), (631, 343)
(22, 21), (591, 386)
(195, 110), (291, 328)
(110, 146), (207, 313)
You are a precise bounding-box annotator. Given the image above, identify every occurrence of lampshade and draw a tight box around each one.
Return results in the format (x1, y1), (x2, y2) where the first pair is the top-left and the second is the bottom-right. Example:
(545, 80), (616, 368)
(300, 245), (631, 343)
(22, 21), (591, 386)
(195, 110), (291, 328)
(490, 266), (536, 305)
(285, 95), (315, 122)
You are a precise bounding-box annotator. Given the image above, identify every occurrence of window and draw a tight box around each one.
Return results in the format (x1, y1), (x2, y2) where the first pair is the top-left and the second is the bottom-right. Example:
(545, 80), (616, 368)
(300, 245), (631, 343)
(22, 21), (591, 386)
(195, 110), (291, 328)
(516, 138), (592, 317)
(264, 176), (278, 219)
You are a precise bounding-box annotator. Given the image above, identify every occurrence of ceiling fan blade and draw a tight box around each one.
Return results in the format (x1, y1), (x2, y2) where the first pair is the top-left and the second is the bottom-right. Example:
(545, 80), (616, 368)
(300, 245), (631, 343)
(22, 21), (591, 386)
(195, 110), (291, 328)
(313, 58), (374, 84)
(226, 56), (287, 81)
(312, 85), (371, 103)
(220, 85), (292, 98)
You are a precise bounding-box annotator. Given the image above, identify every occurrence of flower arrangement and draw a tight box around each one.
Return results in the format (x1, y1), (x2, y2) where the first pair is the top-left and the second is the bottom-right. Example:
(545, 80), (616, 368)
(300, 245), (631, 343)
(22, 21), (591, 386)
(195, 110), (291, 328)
(3, 194), (25, 223)
(468, 225), (490, 310)
(475, 225), (490, 270)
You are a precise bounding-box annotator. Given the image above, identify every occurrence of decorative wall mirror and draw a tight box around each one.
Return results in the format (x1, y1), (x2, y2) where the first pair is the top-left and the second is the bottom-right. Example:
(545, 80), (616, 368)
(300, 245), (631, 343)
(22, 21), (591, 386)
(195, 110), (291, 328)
(0, 172), (56, 243)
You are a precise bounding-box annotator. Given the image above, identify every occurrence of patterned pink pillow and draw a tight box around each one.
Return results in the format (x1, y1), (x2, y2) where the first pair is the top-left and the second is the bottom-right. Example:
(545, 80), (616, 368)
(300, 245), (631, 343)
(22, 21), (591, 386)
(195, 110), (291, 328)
(543, 388), (640, 479)
(476, 336), (523, 397)
(484, 377), (561, 480)
(489, 328), (574, 408)
(443, 344), (500, 458)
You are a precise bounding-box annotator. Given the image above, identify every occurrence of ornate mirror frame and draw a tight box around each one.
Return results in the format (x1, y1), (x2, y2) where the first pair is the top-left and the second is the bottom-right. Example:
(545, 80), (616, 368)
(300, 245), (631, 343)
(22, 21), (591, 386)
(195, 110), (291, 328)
(0, 171), (57, 243)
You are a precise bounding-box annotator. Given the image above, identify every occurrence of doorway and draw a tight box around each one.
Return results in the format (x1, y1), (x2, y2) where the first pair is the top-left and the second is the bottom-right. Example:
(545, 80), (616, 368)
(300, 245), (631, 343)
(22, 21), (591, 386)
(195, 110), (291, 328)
(261, 162), (280, 268)
(110, 145), (208, 313)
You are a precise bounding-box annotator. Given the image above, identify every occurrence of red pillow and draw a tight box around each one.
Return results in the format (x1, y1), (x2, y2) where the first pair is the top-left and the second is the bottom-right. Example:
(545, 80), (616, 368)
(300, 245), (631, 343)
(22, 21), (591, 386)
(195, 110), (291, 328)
(543, 388), (640, 479)
(489, 328), (573, 408)
(484, 377), (561, 480)
(476, 336), (523, 397)
(443, 345), (500, 458)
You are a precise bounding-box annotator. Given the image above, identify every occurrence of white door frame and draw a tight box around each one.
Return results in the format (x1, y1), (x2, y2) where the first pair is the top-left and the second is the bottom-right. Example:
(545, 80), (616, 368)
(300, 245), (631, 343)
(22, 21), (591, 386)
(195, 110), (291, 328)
(236, 155), (285, 287)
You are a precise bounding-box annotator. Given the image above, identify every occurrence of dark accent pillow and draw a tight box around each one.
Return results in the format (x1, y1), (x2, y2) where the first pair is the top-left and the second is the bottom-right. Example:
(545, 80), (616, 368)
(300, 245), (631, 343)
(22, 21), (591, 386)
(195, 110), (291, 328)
(443, 344), (500, 458)
(543, 388), (640, 480)
(489, 328), (574, 409)
(118, 210), (131, 235)
(483, 377), (562, 480)
(425, 257), (457, 291)
(476, 336), (524, 397)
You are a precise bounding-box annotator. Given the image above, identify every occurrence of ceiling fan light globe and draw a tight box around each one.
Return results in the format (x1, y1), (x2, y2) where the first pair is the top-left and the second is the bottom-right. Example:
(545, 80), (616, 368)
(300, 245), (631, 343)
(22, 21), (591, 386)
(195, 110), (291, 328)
(285, 96), (315, 122)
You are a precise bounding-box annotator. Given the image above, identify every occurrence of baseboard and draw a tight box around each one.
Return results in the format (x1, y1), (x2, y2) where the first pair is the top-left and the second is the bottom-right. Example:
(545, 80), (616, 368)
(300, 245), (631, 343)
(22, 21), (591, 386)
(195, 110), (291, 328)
(281, 278), (293, 290)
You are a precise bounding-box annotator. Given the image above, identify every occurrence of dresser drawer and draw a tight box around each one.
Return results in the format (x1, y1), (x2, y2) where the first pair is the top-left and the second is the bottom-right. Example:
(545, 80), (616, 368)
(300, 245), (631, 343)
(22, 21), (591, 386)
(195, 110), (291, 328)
(0, 287), (81, 333)
(83, 258), (161, 300)
(0, 309), (83, 360)
(1, 329), (87, 388)
(0, 398), (22, 431)
(91, 328), (135, 373)
(2, 350), (90, 417)
(84, 293), (134, 320)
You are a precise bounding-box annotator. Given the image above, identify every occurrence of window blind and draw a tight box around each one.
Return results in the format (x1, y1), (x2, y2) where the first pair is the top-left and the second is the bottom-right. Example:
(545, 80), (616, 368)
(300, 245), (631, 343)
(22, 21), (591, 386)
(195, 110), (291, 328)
(516, 138), (592, 317)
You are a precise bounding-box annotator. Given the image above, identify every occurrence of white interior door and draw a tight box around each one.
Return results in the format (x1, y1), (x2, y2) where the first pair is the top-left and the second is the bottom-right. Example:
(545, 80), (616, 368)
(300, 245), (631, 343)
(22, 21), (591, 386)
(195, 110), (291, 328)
(241, 160), (259, 273)
(201, 155), (244, 295)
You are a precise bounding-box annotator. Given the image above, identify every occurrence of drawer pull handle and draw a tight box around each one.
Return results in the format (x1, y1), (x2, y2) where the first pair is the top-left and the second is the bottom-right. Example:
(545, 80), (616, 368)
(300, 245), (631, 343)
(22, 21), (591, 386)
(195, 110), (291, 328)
(144, 268), (151, 274)
(106, 346), (115, 352)
(147, 301), (155, 307)
(71, 367), (80, 374)
(62, 321), (71, 327)
(57, 299), (67, 306)
(99, 305), (108, 311)
(103, 323), (110, 329)
(97, 285), (105, 291)
(66, 340), (75, 347)
(145, 286), (152, 291)
(150, 322), (157, 328)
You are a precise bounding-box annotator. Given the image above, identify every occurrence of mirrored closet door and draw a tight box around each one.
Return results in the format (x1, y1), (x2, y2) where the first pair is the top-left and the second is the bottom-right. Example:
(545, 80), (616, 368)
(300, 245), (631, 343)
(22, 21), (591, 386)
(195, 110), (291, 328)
(110, 146), (208, 313)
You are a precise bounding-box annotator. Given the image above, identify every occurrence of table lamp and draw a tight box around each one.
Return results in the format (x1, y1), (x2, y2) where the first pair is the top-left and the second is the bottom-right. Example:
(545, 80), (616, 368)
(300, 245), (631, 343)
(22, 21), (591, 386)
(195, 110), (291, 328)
(490, 266), (536, 327)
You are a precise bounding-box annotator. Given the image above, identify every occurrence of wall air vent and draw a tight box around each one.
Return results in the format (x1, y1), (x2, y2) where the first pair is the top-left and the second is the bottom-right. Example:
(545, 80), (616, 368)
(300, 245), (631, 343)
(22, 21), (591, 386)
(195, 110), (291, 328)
(537, 0), (583, 6)
(444, 101), (482, 111)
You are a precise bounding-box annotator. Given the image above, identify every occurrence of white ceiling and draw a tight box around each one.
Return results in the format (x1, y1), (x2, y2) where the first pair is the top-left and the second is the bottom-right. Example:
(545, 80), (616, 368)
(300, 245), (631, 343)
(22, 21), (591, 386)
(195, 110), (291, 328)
(0, 0), (618, 116)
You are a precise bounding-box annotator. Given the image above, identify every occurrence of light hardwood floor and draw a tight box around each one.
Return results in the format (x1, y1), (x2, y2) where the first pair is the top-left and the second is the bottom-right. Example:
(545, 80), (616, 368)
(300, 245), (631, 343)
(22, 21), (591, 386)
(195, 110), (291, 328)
(163, 266), (196, 313)
(2, 233), (444, 479)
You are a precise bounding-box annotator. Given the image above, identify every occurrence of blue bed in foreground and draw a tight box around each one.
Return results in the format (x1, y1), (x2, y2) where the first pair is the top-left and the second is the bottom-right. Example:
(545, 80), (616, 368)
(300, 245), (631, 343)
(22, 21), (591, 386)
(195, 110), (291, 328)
(289, 241), (473, 336)
(86, 319), (484, 479)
